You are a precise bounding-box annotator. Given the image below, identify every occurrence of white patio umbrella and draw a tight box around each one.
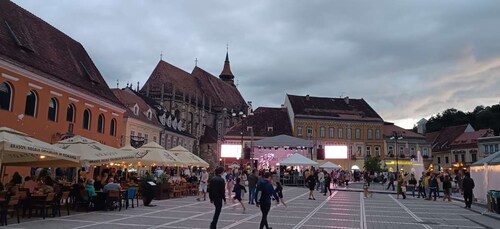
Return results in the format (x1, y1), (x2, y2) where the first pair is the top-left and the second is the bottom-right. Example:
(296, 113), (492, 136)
(0, 127), (80, 167)
(320, 161), (342, 169)
(55, 135), (135, 165)
(129, 142), (184, 166)
(167, 146), (209, 167)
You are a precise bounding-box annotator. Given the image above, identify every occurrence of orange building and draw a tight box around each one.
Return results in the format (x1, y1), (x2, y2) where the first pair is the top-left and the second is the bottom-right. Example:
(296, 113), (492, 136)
(0, 1), (125, 147)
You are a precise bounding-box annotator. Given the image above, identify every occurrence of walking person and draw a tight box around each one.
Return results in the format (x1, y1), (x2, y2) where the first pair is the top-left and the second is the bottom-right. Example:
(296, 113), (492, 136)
(197, 168), (208, 201)
(386, 172), (395, 191)
(429, 174), (438, 201)
(209, 167), (226, 229)
(363, 180), (373, 198)
(417, 174), (425, 198)
(256, 172), (280, 229)
(247, 170), (258, 205)
(396, 175), (405, 199)
(409, 174), (417, 197)
(324, 173), (332, 196)
(462, 172), (475, 208)
(424, 172), (431, 200)
(442, 175), (452, 202)
(318, 169), (325, 193)
(232, 177), (247, 212)
(225, 169), (234, 199)
(275, 182), (287, 207)
(306, 172), (316, 200)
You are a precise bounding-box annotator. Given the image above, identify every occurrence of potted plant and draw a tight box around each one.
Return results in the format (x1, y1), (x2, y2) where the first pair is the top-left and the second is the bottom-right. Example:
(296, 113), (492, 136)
(139, 173), (155, 206)
(154, 173), (171, 200)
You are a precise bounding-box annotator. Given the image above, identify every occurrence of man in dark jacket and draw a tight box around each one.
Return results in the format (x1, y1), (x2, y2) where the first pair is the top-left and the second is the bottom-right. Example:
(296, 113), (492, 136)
(462, 172), (475, 209)
(209, 167), (226, 229)
(256, 172), (279, 229)
(247, 170), (259, 205)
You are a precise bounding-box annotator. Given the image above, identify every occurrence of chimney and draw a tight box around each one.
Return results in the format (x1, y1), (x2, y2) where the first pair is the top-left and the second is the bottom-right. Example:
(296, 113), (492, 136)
(306, 94), (310, 100)
(137, 82), (140, 91)
(344, 96), (349, 104)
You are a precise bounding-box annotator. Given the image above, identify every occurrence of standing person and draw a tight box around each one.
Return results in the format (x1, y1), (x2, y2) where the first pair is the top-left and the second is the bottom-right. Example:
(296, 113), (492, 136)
(247, 170), (258, 205)
(462, 172), (475, 208)
(209, 167), (226, 229)
(429, 174), (438, 201)
(306, 172), (316, 200)
(396, 175), (404, 199)
(275, 182), (287, 207)
(424, 172), (431, 200)
(256, 172), (279, 229)
(386, 172), (395, 190)
(417, 174), (425, 198)
(232, 178), (247, 212)
(318, 169), (325, 194)
(344, 171), (350, 187)
(239, 170), (247, 199)
(363, 180), (373, 198)
(408, 174), (417, 197)
(324, 173), (332, 196)
(197, 168), (208, 201)
(442, 175), (452, 202)
(225, 170), (235, 199)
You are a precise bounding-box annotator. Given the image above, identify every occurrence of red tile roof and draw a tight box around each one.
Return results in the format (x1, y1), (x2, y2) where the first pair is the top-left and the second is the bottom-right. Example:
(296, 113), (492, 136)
(426, 124), (469, 152)
(450, 129), (493, 148)
(226, 107), (293, 137)
(383, 122), (425, 139)
(287, 94), (383, 121)
(0, 1), (121, 106)
(112, 88), (160, 127)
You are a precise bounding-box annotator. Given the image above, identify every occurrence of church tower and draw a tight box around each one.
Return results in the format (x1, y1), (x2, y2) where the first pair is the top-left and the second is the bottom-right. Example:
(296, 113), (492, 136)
(219, 52), (235, 85)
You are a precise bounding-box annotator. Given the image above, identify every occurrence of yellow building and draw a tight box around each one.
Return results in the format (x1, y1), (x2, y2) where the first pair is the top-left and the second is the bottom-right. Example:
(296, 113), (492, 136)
(285, 94), (384, 169)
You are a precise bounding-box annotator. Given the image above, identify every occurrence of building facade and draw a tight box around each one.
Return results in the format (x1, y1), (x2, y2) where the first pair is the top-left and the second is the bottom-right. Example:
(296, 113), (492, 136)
(426, 124), (473, 172)
(0, 1), (125, 147)
(477, 136), (500, 160)
(450, 129), (493, 170)
(285, 94), (384, 169)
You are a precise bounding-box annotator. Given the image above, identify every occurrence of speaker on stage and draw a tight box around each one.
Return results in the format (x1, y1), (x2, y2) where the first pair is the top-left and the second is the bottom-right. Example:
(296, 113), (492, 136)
(317, 148), (325, 160)
(244, 147), (251, 159)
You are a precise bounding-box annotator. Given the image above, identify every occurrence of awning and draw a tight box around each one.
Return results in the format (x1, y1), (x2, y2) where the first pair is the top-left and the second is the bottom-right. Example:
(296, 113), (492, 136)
(320, 161), (342, 169)
(167, 146), (209, 167)
(55, 136), (135, 165)
(253, 135), (312, 148)
(472, 151), (500, 166)
(0, 127), (80, 167)
(127, 142), (183, 166)
(278, 153), (317, 166)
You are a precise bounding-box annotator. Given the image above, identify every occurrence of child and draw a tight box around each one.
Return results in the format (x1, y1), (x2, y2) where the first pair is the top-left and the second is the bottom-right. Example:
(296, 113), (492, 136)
(275, 182), (287, 207)
(363, 181), (372, 198)
(232, 178), (247, 212)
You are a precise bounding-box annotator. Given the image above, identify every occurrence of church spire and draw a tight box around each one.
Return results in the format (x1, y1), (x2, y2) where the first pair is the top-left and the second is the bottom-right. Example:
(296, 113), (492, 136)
(219, 50), (235, 85)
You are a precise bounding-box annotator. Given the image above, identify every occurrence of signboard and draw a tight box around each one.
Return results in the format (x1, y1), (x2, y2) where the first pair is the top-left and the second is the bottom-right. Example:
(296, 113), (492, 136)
(325, 145), (348, 159)
(221, 144), (242, 158)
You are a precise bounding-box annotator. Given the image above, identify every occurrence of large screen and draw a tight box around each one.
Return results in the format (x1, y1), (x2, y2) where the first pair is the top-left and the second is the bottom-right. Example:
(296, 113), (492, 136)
(325, 145), (348, 159)
(221, 144), (242, 158)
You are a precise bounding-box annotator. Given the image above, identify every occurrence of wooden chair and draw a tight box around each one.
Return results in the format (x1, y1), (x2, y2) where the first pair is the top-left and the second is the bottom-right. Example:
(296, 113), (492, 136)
(17, 191), (28, 217)
(3, 195), (20, 225)
(171, 186), (182, 198)
(29, 193), (56, 219)
(56, 191), (71, 216)
(190, 183), (199, 196)
(106, 190), (122, 211)
(74, 189), (90, 212)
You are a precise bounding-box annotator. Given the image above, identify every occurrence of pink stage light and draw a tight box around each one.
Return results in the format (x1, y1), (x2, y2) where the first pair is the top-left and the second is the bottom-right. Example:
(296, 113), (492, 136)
(325, 145), (348, 159)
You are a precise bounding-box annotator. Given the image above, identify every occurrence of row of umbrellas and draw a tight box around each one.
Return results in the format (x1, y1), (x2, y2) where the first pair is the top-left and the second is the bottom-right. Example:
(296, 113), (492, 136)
(0, 127), (208, 168)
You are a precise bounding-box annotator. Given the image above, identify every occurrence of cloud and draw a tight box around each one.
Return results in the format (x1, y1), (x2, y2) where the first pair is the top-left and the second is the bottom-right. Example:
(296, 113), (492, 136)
(13, 0), (500, 129)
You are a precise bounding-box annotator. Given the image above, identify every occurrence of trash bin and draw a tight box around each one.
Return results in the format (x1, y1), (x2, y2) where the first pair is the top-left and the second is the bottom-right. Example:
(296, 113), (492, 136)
(488, 190), (500, 214)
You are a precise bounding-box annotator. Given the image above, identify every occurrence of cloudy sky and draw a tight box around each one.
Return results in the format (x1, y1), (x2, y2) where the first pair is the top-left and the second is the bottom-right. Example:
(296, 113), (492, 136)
(13, 0), (500, 129)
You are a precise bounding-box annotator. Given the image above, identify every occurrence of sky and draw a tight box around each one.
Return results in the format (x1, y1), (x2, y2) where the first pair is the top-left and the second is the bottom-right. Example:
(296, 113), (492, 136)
(13, 0), (500, 129)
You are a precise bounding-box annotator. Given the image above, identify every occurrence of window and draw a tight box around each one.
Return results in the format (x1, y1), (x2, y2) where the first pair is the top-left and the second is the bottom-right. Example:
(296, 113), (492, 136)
(423, 147), (428, 156)
(445, 156), (449, 164)
(134, 105), (139, 116)
(329, 127), (334, 138)
(338, 128), (343, 139)
(130, 130), (135, 137)
(366, 146), (371, 156)
(83, 109), (91, 130)
(144, 134), (149, 144)
(496, 144), (499, 153)
(471, 153), (477, 162)
(110, 118), (117, 136)
(375, 147), (380, 156)
(147, 110), (152, 120)
(410, 147), (415, 155)
(355, 128), (361, 139)
(347, 128), (352, 139)
(399, 146), (404, 155)
(367, 129), (373, 140)
(297, 126), (303, 137)
(97, 114), (105, 133)
(375, 129), (381, 139)
(47, 98), (58, 122)
(138, 132), (142, 138)
(388, 146), (394, 154)
(66, 104), (76, 122)
(24, 90), (38, 117)
(0, 82), (12, 111)
(320, 126), (325, 138)
(484, 145), (489, 153)
(490, 145), (494, 153)
(461, 154), (465, 162)
(153, 136), (157, 143)
(357, 146), (362, 155)
(306, 127), (313, 137)
(437, 157), (441, 164)
(455, 154), (459, 162)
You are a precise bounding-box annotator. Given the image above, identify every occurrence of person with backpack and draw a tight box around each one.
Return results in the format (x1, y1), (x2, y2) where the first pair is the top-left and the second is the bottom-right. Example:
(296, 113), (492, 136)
(256, 172), (279, 229)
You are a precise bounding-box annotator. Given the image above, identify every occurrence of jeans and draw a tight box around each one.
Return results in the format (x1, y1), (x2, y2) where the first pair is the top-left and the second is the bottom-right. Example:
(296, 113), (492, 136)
(210, 198), (223, 229)
(425, 187), (430, 198)
(410, 185), (416, 197)
(259, 203), (271, 229)
(320, 181), (325, 193)
(429, 187), (437, 200)
(464, 191), (473, 208)
(248, 187), (256, 204)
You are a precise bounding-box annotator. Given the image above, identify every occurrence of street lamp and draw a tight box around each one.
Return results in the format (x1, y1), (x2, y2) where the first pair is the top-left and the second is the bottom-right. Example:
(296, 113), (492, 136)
(232, 111), (246, 166)
(390, 131), (403, 176)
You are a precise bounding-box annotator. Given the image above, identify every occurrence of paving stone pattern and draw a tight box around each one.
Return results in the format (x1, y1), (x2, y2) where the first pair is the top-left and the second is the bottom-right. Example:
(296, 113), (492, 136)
(2, 186), (498, 229)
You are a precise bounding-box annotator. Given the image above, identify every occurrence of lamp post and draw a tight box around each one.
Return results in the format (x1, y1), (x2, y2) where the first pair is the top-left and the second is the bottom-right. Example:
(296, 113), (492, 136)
(390, 131), (403, 176)
(232, 111), (246, 166)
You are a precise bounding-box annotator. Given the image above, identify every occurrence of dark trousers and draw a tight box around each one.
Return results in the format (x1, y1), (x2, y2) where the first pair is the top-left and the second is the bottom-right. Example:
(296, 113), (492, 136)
(464, 191), (473, 208)
(259, 203), (271, 229)
(387, 181), (395, 190)
(429, 188), (437, 200)
(210, 198), (223, 229)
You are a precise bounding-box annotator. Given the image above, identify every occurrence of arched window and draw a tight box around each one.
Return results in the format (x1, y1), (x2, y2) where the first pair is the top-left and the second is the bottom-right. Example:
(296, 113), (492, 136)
(47, 98), (58, 122)
(66, 104), (76, 122)
(97, 114), (105, 133)
(24, 90), (38, 117)
(0, 82), (13, 111)
(110, 118), (117, 136)
(83, 109), (91, 130)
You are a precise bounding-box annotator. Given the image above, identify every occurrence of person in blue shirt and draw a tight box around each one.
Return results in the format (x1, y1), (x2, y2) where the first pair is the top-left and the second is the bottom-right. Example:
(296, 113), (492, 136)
(256, 172), (279, 229)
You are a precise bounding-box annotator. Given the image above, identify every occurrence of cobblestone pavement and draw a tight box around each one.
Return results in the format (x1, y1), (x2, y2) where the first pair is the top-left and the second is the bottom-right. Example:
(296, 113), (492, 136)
(3, 186), (498, 229)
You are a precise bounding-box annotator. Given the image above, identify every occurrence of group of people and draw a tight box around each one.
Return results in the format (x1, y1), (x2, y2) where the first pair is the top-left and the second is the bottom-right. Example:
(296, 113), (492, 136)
(1, 172), (55, 195)
(208, 167), (283, 229)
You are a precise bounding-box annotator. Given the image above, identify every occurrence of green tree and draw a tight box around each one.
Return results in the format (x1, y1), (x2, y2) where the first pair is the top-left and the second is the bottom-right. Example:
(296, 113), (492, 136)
(363, 156), (382, 173)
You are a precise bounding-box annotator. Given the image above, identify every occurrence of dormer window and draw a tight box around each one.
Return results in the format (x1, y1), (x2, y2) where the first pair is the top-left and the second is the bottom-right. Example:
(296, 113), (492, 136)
(267, 127), (274, 132)
(247, 126), (253, 132)
(147, 109), (153, 120)
(133, 104), (139, 116)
